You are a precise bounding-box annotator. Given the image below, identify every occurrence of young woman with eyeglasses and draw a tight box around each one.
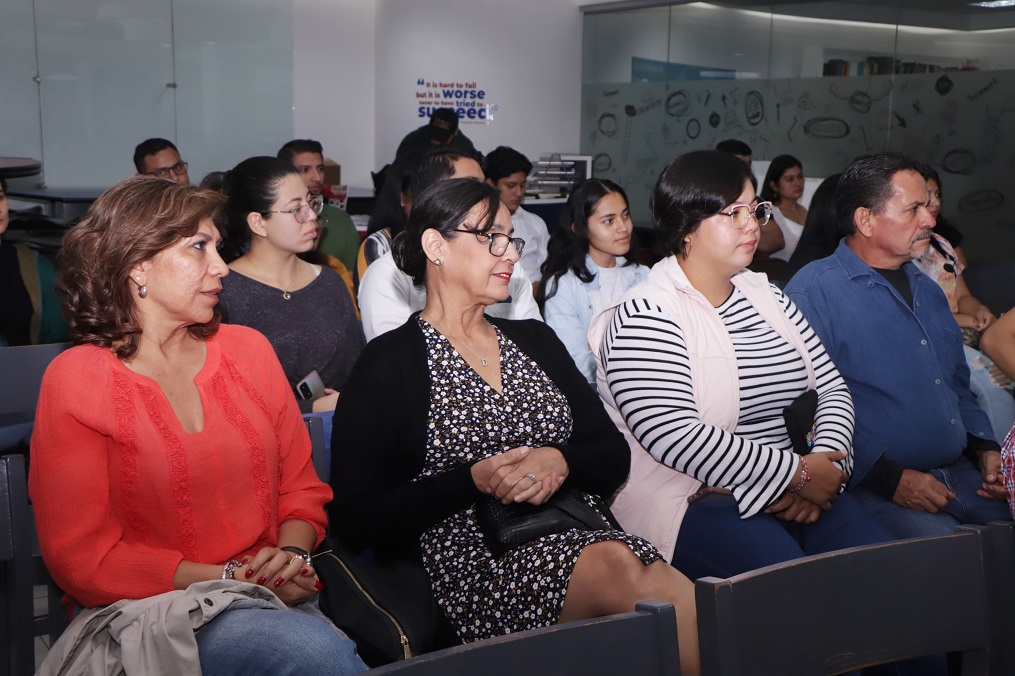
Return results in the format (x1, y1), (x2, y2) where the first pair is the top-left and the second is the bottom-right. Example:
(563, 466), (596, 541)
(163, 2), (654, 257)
(216, 156), (364, 413)
(589, 150), (893, 581)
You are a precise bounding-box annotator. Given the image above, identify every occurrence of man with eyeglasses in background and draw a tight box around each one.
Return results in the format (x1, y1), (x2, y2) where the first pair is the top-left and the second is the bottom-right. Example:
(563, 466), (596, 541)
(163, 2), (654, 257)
(133, 138), (190, 185)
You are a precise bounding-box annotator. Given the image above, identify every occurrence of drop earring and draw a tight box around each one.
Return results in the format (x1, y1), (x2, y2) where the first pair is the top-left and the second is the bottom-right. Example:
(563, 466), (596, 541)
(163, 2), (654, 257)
(137, 285), (148, 299)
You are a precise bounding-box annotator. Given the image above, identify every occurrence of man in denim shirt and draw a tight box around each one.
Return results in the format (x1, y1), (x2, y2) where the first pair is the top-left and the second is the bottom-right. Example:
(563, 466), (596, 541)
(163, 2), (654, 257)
(786, 152), (1010, 537)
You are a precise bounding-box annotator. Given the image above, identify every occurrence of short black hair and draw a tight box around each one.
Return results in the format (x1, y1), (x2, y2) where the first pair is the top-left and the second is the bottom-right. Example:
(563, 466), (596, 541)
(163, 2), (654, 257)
(277, 139), (324, 165)
(651, 150), (753, 258)
(715, 139), (752, 157)
(392, 178), (501, 287)
(133, 138), (179, 173)
(410, 145), (485, 198)
(835, 152), (923, 237)
(484, 146), (533, 183)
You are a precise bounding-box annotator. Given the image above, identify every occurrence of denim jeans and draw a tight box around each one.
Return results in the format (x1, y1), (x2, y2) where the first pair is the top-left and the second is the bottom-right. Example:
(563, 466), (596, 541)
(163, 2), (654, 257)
(852, 455), (1013, 539)
(671, 490), (894, 581)
(196, 601), (367, 675)
(964, 345), (1015, 443)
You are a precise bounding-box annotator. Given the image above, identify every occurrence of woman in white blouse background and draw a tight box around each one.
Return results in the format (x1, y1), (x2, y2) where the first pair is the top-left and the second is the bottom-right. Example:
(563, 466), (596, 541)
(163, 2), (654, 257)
(588, 150), (894, 580)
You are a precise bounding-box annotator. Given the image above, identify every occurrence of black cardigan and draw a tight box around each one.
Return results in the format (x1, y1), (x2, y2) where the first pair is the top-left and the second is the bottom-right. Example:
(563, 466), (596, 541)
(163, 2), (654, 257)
(328, 314), (630, 552)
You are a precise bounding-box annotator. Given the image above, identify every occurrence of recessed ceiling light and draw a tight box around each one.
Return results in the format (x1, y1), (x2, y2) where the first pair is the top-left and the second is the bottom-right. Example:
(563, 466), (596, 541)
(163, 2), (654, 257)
(970, 0), (1015, 7)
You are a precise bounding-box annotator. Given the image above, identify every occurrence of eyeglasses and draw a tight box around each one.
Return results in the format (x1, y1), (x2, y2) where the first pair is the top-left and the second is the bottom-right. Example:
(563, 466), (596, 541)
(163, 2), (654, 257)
(452, 228), (526, 257)
(717, 201), (773, 229)
(261, 195), (325, 224)
(147, 161), (189, 178)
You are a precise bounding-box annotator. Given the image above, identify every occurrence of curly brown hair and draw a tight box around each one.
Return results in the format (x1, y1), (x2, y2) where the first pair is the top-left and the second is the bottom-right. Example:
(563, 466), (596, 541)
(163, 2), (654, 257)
(57, 176), (226, 360)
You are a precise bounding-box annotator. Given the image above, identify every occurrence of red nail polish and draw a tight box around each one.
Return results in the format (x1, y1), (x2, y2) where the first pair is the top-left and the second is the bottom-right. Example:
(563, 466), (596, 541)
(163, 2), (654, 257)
(300, 568), (309, 575)
(257, 576), (267, 585)
(314, 580), (324, 591)
(244, 568), (254, 579)
(274, 577), (285, 588)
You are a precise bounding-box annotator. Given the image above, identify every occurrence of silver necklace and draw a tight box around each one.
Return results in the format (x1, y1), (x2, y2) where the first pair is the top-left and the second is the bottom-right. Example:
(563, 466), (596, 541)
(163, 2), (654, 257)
(430, 317), (491, 367)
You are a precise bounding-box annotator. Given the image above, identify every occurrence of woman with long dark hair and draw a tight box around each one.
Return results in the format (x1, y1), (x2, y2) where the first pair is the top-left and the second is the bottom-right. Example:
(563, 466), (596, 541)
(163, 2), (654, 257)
(760, 154), (807, 261)
(216, 156), (364, 414)
(536, 179), (648, 383)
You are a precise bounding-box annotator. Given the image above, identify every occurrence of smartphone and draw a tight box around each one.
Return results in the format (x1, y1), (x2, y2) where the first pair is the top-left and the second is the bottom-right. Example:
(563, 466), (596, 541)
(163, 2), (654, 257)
(296, 369), (326, 401)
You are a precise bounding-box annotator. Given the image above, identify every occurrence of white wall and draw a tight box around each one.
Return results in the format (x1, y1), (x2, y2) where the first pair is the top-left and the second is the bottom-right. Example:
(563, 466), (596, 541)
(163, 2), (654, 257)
(294, 0), (592, 188)
(294, 0), (592, 187)
(292, 0), (376, 189)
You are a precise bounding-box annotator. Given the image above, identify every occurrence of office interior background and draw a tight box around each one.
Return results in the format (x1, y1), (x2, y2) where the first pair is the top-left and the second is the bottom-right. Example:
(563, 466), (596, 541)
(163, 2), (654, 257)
(2, 0), (1014, 261)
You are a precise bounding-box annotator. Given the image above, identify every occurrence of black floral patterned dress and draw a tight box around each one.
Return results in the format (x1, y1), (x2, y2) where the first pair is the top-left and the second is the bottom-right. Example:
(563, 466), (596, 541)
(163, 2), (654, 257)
(416, 317), (661, 642)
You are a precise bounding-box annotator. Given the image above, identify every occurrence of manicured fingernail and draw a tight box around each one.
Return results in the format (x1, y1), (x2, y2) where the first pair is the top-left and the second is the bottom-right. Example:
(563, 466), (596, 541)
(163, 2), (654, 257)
(274, 577), (285, 588)
(257, 576), (267, 585)
(300, 568), (309, 575)
(315, 580), (325, 591)
(244, 568), (254, 579)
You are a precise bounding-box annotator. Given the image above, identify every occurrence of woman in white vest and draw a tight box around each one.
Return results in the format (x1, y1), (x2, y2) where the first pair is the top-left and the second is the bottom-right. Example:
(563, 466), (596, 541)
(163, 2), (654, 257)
(588, 150), (893, 580)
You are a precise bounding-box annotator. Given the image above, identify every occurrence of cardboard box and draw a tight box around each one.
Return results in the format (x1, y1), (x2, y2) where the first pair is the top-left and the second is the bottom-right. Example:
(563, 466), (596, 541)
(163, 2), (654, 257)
(323, 159), (341, 187)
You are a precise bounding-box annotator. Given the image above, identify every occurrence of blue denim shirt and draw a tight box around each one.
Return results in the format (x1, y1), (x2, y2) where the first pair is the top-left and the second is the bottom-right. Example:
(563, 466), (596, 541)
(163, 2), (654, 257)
(785, 240), (994, 486)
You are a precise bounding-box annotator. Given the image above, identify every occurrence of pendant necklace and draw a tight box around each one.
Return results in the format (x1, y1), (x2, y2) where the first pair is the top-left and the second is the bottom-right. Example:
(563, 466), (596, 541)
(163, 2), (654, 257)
(430, 317), (491, 367)
(281, 265), (300, 300)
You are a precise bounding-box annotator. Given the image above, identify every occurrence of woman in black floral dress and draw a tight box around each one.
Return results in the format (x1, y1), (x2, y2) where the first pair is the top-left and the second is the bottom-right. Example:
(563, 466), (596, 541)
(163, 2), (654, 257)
(329, 179), (699, 675)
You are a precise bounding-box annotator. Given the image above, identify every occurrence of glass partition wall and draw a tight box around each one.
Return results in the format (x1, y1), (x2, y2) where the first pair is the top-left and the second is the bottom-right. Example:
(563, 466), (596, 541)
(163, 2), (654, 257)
(582, 2), (1015, 262)
(0, 0), (293, 190)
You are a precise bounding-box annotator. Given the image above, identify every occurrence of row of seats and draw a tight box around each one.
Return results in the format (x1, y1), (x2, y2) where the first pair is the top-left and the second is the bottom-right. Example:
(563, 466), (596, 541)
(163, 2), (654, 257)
(6, 447), (1015, 675)
(4, 341), (1015, 674)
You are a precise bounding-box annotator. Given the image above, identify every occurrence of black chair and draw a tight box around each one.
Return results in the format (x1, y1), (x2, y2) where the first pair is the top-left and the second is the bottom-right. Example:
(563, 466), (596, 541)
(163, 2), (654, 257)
(365, 600), (681, 675)
(0, 342), (71, 428)
(695, 524), (1015, 675)
(1, 453), (67, 676)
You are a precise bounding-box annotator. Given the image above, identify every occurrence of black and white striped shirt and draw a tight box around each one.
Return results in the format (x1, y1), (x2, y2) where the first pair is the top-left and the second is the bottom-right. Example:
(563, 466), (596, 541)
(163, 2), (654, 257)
(601, 286), (854, 518)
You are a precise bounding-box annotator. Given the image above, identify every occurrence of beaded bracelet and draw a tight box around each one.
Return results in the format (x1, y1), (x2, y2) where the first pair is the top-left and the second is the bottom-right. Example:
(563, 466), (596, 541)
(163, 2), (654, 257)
(789, 456), (811, 493)
(221, 559), (243, 580)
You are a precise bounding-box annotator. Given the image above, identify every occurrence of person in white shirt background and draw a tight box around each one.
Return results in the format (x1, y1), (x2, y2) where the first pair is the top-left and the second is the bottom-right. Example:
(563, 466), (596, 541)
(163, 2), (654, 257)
(484, 146), (549, 296)
(760, 154), (808, 262)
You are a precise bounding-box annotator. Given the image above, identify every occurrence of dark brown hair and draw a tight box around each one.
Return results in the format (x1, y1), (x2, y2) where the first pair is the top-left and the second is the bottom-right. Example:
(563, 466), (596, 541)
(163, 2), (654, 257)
(57, 176), (226, 360)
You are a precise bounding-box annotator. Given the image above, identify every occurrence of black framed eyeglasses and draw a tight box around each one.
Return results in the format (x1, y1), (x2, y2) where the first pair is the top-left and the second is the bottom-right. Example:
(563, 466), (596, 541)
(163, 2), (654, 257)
(261, 195), (325, 224)
(717, 201), (773, 229)
(452, 228), (525, 257)
(147, 161), (189, 179)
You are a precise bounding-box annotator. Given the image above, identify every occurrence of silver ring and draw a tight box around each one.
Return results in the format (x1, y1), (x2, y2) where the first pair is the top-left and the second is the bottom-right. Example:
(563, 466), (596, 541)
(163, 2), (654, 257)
(525, 473), (538, 486)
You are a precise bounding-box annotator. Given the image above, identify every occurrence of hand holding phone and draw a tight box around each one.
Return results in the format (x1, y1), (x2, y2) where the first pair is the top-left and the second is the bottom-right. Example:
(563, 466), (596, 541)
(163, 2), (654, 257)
(296, 370), (326, 401)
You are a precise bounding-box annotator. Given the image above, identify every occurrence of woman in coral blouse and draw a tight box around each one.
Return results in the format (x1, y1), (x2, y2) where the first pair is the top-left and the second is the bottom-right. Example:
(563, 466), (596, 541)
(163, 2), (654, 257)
(29, 177), (366, 675)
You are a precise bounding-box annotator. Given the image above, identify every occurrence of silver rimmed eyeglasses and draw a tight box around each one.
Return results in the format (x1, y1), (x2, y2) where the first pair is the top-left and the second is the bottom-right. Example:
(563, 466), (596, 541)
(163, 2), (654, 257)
(717, 201), (773, 229)
(452, 229), (526, 257)
(261, 195), (325, 224)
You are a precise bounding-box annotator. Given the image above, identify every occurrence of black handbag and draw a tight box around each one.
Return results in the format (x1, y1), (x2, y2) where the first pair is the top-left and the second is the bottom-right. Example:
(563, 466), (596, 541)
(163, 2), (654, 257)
(783, 389), (818, 455)
(475, 485), (622, 558)
(315, 540), (456, 667)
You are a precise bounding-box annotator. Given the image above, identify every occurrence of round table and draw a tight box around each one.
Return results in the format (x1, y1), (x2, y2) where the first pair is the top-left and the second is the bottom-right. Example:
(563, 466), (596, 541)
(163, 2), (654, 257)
(0, 157), (43, 180)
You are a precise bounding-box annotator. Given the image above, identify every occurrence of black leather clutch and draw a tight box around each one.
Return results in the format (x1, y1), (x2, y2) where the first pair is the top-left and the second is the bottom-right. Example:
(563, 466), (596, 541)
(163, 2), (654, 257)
(475, 486), (620, 558)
